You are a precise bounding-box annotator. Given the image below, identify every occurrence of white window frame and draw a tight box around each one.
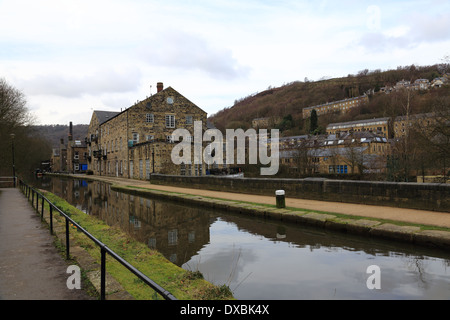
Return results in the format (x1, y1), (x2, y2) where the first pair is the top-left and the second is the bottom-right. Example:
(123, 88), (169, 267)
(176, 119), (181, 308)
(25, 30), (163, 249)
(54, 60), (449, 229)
(165, 115), (175, 128)
(146, 113), (154, 123)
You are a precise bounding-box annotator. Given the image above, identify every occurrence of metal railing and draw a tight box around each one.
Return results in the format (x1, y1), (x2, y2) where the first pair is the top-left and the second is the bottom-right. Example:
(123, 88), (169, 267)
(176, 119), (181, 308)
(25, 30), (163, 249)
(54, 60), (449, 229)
(19, 180), (177, 301)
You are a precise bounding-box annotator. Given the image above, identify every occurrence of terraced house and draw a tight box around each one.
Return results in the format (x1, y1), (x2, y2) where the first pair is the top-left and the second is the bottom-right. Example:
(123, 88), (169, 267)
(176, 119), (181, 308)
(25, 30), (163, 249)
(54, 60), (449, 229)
(302, 95), (369, 119)
(279, 131), (389, 175)
(86, 82), (208, 179)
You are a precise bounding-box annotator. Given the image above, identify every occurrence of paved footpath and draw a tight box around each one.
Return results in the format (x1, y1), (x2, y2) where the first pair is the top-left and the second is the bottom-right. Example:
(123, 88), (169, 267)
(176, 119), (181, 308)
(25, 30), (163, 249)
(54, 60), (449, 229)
(0, 188), (94, 300)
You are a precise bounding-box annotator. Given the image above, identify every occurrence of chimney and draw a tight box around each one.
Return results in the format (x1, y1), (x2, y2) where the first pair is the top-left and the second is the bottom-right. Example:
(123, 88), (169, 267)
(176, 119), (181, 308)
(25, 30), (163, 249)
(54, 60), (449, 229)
(157, 82), (164, 93)
(68, 122), (73, 141)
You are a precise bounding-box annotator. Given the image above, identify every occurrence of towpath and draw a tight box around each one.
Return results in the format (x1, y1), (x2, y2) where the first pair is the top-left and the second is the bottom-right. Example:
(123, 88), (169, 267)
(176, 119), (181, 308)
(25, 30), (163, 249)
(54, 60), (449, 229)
(78, 175), (450, 229)
(0, 188), (94, 300)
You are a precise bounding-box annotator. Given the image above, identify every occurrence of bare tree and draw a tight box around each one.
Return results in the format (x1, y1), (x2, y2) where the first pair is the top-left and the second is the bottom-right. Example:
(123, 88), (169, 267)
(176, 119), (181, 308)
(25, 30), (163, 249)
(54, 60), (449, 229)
(0, 78), (32, 130)
(0, 78), (48, 177)
(341, 133), (365, 175)
(411, 97), (450, 180)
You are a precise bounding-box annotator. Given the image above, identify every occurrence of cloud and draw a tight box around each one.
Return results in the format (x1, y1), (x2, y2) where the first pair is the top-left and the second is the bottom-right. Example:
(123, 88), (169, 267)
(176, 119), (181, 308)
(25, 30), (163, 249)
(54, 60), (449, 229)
(358, 10), (450, 52)
(408, 12), (450, 43)
(138, 30), (251, 80)
(18, 67), (142, 98)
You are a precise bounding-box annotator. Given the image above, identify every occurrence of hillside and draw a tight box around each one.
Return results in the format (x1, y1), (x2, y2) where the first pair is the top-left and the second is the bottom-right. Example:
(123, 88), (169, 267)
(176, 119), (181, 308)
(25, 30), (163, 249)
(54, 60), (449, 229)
(208, 64), (448, 136)
(32, 124), (89, 148)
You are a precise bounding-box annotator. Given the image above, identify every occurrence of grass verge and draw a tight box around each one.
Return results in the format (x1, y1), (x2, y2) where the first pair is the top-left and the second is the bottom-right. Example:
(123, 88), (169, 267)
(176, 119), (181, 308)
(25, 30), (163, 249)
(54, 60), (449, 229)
(40, 190), (234, 300)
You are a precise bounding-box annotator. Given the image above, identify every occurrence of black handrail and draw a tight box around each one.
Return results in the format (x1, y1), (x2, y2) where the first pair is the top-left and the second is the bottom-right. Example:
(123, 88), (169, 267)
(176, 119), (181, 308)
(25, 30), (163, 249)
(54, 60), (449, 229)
(19, 180), (177, 301)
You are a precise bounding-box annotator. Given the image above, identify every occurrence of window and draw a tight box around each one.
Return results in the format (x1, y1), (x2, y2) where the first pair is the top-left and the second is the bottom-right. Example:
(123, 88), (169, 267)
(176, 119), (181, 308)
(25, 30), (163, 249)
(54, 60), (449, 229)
(146, 113), (154, 123)
(130, 160), (134, 177)
(132, 133), (139, 144)
(165, 115), (175, 128)
(74, 151), (79, 160)
(338, 165), (348, 174)
(146, 135), (154, 141)
(186, 164), (192, 176)
(168, 229), (178, 245)
(146, 159), (151, 179)
(186, 115), (193, 125)
(195, 164), (202, 176)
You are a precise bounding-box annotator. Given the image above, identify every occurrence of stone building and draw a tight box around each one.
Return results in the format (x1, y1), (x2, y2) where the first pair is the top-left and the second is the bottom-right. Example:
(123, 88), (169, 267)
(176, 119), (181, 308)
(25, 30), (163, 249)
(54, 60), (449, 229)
(392, 112), (437, 138)
(326, 112), (440, 140)
(251, 117), (270, 129)
(279, 131), (389, 175)
(251, 117), (280, 129)
(326, 117), (391, 138)
(51, 138), (67, 172)
(50, 122), (88, 173)
(86, 82), (208, 179)
(302, 95), (369, 119)
(66, 122), (89, 173)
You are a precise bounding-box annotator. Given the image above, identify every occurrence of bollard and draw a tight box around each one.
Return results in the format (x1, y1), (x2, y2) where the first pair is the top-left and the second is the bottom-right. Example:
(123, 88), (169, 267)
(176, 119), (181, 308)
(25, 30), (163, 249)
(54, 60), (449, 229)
(276, 190), (285, 208)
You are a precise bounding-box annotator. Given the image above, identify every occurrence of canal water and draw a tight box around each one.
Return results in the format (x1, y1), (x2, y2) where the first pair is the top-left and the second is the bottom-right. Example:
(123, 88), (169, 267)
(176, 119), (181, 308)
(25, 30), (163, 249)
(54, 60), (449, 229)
(34, 176), (450, 300)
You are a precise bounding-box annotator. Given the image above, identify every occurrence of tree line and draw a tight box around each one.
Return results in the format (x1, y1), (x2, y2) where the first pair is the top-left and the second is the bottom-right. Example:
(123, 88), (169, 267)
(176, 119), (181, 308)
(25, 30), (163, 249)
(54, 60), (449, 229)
(0, 78), (51, 179)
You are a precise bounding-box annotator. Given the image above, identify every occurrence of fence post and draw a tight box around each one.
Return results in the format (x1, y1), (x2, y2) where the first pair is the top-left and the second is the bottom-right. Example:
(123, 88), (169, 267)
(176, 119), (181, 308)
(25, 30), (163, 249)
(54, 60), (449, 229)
(49, 205), (53, 235)
(101, 247), (106, 300)
(65, 218), (70, 260)
(41, 197), (44, 220)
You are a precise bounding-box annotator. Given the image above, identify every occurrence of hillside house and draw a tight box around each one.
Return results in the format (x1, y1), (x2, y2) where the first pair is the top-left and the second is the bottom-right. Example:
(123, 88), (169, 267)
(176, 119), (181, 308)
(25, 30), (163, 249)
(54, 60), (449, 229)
(279, 131), (389, 175)
(326, 118), (391, 138)
(302, 95), (369, 119)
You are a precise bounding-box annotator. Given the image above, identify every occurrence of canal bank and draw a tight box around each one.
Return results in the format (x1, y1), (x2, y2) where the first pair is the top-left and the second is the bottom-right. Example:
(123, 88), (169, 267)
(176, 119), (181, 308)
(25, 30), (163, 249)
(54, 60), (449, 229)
(20, 184), (235, 300)
(46, 173), (450, 251)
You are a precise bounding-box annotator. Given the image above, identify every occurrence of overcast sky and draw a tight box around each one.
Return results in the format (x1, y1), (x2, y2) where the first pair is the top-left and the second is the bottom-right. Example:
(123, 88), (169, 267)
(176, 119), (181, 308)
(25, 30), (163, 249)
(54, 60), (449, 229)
(1, 0), (449, 125)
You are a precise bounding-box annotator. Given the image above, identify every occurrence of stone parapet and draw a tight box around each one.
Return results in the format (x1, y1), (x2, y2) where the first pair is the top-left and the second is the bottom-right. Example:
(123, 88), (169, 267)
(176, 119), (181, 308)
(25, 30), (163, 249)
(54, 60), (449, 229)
(149, 174), (450, 212)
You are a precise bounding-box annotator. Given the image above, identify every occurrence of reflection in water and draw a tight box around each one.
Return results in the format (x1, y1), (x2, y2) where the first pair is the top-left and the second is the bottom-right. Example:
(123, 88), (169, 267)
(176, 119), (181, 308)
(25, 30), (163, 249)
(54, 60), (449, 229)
(35, 176), (450, 300)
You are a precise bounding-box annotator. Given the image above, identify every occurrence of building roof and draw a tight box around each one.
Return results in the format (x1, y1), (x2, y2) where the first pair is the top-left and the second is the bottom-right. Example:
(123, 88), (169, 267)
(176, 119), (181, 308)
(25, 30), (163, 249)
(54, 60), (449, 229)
(303, 95), (368, 111)
(327, 117), (390, 130)
(93, 85), (207, 127)
(94, 110), (121, 124)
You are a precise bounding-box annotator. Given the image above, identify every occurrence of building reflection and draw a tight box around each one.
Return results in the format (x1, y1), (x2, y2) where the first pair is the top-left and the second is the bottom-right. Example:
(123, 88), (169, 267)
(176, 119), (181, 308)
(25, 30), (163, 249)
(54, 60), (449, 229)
(40, 176), (450, 269)
(43, 177), (210, 267)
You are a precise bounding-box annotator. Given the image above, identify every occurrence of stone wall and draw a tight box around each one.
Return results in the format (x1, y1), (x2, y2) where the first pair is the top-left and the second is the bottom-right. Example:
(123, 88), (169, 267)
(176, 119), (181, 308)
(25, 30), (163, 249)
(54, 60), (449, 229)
(149, 174), (450, 213)
(0, 177), (15, 188)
